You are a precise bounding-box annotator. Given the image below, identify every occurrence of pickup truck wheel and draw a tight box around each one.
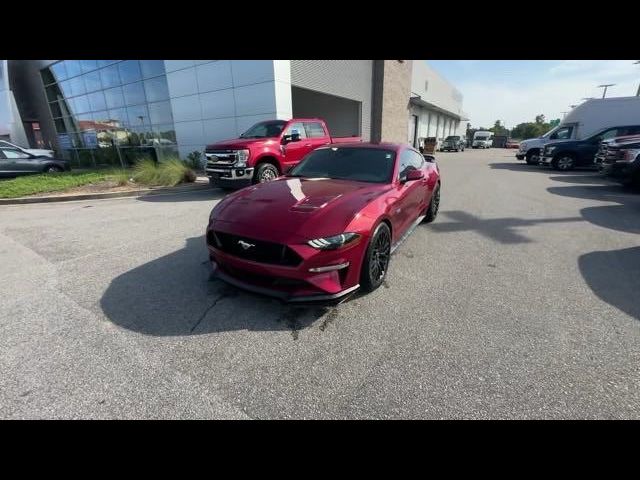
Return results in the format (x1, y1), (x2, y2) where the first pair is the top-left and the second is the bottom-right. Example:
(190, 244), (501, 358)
(254, 163), (279, 184)
(360, 222), (391, 293)
(553, 154), (575, 171)
(525, 150), (539, 165)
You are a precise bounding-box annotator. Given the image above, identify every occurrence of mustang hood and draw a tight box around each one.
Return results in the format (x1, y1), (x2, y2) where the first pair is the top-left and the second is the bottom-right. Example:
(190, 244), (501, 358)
(211, 177), (388, 240)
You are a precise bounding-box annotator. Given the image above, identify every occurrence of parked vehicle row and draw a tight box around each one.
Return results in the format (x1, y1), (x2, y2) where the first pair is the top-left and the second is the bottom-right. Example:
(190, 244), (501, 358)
(515, 97), (640, 166)
(513, 96), (640, 187)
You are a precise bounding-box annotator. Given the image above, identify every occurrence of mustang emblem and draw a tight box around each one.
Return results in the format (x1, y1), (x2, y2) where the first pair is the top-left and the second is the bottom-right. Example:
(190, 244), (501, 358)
(237, 240), (255, 250)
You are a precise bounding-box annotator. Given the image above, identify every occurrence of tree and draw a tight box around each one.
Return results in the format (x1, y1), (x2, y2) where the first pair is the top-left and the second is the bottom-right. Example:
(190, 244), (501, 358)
(535, 114), (546, 124)
(490, 120), (508, 136)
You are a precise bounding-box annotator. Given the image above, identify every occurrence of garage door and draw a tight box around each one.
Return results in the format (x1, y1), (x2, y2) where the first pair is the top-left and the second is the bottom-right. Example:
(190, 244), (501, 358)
(291, 86), (361, 138)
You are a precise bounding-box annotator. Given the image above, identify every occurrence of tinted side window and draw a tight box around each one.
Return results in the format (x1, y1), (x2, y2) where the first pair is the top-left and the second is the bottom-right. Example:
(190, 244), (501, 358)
(304, 122), (327, 138)
(2, 149), (31, 159)
(619, 125), (640, 136)
(551, 126), (573, 140)
(398, 150), (421, 179)
(410, 150), (424, 169)
(595, 128), (619, 142)
(284, 122), (307, 139)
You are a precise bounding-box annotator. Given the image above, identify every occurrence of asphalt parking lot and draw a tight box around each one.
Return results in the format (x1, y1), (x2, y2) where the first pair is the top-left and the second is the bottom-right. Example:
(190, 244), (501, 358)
(2, 148), (639, 419)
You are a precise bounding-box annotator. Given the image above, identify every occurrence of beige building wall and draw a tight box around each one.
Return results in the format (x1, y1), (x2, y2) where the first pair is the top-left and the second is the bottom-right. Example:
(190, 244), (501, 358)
(371, 60), (413, 143)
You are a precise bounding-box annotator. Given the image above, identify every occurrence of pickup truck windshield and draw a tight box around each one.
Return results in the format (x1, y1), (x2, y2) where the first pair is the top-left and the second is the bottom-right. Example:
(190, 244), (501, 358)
(240, 120), (287, 139)
(287, 147), (395, 184)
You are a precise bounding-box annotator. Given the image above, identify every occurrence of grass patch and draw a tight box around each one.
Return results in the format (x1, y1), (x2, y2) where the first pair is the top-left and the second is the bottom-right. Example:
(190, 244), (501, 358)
(0, 170), (130, 199)
(0, 157), (196, 199)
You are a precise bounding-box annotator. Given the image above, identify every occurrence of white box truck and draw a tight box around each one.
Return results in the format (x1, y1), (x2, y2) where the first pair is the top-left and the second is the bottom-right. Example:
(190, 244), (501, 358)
(516, 96), (640, 164)
(472, 131), (493, 148)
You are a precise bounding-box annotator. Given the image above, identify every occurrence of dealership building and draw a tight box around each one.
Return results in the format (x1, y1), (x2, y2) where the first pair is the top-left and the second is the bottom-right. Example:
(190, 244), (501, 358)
(0, 60), (468, 167)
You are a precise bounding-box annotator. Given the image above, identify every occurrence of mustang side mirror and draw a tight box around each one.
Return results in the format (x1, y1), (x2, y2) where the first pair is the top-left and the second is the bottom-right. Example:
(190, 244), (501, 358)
(406, 169), (424, 181)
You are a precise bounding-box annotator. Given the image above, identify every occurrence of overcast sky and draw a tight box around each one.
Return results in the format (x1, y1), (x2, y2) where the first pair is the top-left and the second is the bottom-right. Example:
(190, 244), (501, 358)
(428, 60), (640, 129)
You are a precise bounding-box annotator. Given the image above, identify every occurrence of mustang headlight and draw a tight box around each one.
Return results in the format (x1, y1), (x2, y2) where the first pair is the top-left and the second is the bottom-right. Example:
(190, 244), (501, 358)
(308, 232), (360, 250)
(236, 149), (250, 167)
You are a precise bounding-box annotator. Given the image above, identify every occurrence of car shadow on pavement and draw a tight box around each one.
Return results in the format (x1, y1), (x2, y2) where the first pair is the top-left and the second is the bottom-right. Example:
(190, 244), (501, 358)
(547, 185), (640, 234)
(489, 162), (598, 173)
(579, 246), (640, 322)
(100, 235), (330, 336)
(137, 188), (229, 203)
(427, 210), (583, 244)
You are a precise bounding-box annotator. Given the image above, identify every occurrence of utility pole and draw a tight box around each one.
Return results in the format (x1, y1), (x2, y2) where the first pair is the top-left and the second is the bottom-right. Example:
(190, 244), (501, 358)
(597, 84), (615, 98)
(634, 61), (640, 96)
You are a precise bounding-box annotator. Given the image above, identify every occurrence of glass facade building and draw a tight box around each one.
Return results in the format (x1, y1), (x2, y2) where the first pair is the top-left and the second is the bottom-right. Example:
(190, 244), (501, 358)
(40, 60), (177, 168)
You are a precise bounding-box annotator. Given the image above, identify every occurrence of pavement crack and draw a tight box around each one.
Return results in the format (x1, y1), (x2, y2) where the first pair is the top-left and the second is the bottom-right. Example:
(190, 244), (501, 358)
(190, 292), (228, 333)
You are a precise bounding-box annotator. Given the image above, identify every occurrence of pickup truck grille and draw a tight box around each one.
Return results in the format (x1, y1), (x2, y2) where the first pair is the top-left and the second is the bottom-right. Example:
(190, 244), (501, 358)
(205, 150), (237, 165)
(208, 231), (303, 267)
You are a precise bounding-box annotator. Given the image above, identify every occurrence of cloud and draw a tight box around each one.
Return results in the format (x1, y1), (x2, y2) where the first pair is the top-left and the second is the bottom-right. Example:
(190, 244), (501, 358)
(458, 61), (640, 129)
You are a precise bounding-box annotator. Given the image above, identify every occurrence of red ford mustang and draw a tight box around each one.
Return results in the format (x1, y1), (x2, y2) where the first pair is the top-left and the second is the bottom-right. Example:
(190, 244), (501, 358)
(206, 143), (441, 302)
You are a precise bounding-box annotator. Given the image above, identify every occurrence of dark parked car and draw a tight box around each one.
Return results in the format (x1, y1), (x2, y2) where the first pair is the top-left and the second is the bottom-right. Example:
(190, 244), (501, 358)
(598, 137), (640, 187)
(539, 125), (640, 171)
(440, 136), (465, 152)
(0, 147), (70, 178)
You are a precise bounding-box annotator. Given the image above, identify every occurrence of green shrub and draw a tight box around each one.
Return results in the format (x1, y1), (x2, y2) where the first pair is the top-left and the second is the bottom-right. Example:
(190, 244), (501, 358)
(131, 157), (196, 186)
(132, 158), (160, 185)
(108, 169), (131, 186)
(184, 151), (203, 170)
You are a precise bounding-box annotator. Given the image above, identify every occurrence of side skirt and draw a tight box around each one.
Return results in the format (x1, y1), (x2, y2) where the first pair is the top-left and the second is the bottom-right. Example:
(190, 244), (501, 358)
(390, 214), (426, 254)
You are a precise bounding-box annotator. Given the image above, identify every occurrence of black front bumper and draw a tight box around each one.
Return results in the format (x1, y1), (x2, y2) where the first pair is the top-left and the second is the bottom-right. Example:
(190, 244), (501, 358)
(211, 266), (359, 304)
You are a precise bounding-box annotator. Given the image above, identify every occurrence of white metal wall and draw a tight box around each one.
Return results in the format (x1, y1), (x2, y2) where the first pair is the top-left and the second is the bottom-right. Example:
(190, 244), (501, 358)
(290, 60), (373, 141)
(165, 60), (292, 158)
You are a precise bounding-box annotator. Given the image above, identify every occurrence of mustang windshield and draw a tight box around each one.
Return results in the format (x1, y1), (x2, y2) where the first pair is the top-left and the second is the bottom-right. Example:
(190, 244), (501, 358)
(288, 147), (396, 184)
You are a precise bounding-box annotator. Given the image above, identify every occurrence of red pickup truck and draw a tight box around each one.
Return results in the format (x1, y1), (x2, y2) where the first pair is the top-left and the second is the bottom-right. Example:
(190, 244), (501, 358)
(204, 118), (361, 187)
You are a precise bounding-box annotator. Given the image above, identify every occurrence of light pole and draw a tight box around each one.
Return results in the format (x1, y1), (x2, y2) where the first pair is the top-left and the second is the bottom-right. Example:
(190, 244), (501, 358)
(597, 83), (615, 98)
(634, 61), (640, 96)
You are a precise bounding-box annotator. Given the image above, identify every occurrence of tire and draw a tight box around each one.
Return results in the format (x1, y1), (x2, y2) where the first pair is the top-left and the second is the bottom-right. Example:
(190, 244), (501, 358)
(44, 165), (63, 173)
(455, 148), (459, 152)
(552, 154), (576, 171)
(525, 150), (539, 165)
(253, 162), (280, 184)
(360, 222), (392, 293)
(423, 183), (440, 223)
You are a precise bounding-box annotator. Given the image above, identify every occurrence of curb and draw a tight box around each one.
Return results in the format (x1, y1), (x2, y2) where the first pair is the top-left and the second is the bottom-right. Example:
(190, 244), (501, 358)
(0, 182), (212, 205)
